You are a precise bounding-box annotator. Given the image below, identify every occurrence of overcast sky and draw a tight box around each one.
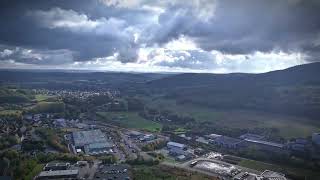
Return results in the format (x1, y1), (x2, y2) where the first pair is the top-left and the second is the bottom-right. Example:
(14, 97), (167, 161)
(0, 0), (319, 73)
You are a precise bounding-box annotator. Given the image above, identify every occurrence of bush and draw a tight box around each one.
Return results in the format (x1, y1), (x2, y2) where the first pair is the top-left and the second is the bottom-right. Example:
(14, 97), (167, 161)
(141, 140), (167, 152)
(99, 155), (117, 164)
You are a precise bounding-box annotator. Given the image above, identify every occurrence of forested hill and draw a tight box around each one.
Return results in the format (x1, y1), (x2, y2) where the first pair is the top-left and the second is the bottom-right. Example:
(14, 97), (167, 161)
(0, 70), (168, 90)
(147, 62), (320, 119)
(147, 62), (320, 89)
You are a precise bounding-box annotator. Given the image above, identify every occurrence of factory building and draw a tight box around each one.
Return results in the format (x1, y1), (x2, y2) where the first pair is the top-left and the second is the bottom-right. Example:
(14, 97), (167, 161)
(36, 170), (79, 180)
(211, 136), (244, 149)
(243, 139), (286, 154)
(72, 129), (113, 155)
(43, 162), (70, 171)
(260, 170), (287, 180)
(239, 133), (264, 141)
(167, 141), (189, 156)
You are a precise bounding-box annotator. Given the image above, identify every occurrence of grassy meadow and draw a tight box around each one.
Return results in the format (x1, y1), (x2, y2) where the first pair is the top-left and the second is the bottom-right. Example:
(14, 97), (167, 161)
(96, 111), (162, 132)
(146, 97), (320, 139)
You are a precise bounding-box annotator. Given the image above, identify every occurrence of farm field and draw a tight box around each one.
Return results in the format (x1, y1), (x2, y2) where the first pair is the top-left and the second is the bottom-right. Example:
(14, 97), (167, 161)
(146, 98), (320, 139)
(96, 111), (162, 132)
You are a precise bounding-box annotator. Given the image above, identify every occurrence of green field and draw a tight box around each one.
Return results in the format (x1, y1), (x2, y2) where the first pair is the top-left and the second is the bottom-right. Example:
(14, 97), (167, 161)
(147, 98), (320, 139)
(239, 159), (320, 180)
(96, 111), (162, 132)
(173, 128), (187, 135)
(31, 102), (65, 113)
(35, 94), (55, 102)
(0, 110), (22, 116)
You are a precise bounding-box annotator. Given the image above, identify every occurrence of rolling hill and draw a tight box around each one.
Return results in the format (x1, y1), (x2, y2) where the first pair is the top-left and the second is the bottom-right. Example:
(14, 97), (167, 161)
(147, 62), (320, 119)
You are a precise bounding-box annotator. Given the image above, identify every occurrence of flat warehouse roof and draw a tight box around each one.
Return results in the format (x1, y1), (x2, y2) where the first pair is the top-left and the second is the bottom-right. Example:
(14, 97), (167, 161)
(245, 139), (284, 148)
(167, 142), (186, 148)
(88, 142), (113, 149)
(215, 136), (243, 144)
(72, 129), (108, 146)
(38, 170), (78, 177)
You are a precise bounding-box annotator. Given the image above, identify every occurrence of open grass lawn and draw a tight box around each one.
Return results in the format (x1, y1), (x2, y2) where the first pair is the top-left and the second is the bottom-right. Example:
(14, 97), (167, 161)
(35, 94), (55, 102)
(173, 128), (187, 135)
(96, 111), (162, 132)
(147, 98), (320, 139)
(239, 159), (320, 180)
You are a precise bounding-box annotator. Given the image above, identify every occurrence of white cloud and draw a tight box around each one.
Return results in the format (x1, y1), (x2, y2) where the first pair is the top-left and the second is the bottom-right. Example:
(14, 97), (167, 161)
(209, 50), (307, 73)
(101, 0), (216, 21)
(0, 49), (14, 58)
(0, 46), (74, 65)
(164, 36), (200, 51)
(0, 49), (308, 73)
(29, 7), (128, 36)
(100, 0), (143, 8)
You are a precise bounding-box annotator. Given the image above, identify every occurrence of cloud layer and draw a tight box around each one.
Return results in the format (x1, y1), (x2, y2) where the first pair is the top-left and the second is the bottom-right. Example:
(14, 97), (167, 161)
(0, 0), (319, 73)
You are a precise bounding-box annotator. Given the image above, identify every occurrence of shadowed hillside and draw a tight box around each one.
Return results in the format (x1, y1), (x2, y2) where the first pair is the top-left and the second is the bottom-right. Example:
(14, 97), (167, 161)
(147, 62), (320, 119)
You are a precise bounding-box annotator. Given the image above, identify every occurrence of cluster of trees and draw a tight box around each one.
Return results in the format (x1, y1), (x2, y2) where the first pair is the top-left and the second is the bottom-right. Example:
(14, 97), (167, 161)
(126, 154), (160, 166)
(30, 102), (65, 113)
(126, 97), (145, 111)
(0, 135), (18, 150)
(36, 152), (81, 163)
(0, 150), (42, 179)
(35, 128), (69, 153)
(140, 108), (195, 125)
(146, 152), (165, 161)
(142, 140), (167, 152)
(99, 154), (117, 164)
(0, 150), (86, 179)
(22, 140), (45, 152)
(0, 88), (34, 104)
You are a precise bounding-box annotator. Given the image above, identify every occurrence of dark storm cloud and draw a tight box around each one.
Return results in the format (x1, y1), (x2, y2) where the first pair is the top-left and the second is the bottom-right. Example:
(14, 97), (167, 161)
(146, 0), (320, 60)
(0, 0), (319, 69)
(0, 0), (147, 63)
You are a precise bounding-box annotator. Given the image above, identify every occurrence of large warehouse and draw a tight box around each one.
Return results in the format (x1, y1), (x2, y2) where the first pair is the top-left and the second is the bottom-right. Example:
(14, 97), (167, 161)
(72, 129), (113, 155)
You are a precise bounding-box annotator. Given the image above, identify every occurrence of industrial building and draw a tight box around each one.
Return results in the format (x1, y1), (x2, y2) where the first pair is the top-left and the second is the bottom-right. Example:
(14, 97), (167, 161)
(43, 162), (70, 171)
(239, 133), (264, 141)
(139, 134), (156, 141)
(243, 139), (286, 153)
(233, 172), (257, 180)
(72, 129), (113, 155)
(287, 138), (308, 155)
(128, 130), (144, 138)
(167, 141), (189, 156)
(211, 136), (244, 149)
(260, 170), (287, 180)
(36, 170), (78, 180)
